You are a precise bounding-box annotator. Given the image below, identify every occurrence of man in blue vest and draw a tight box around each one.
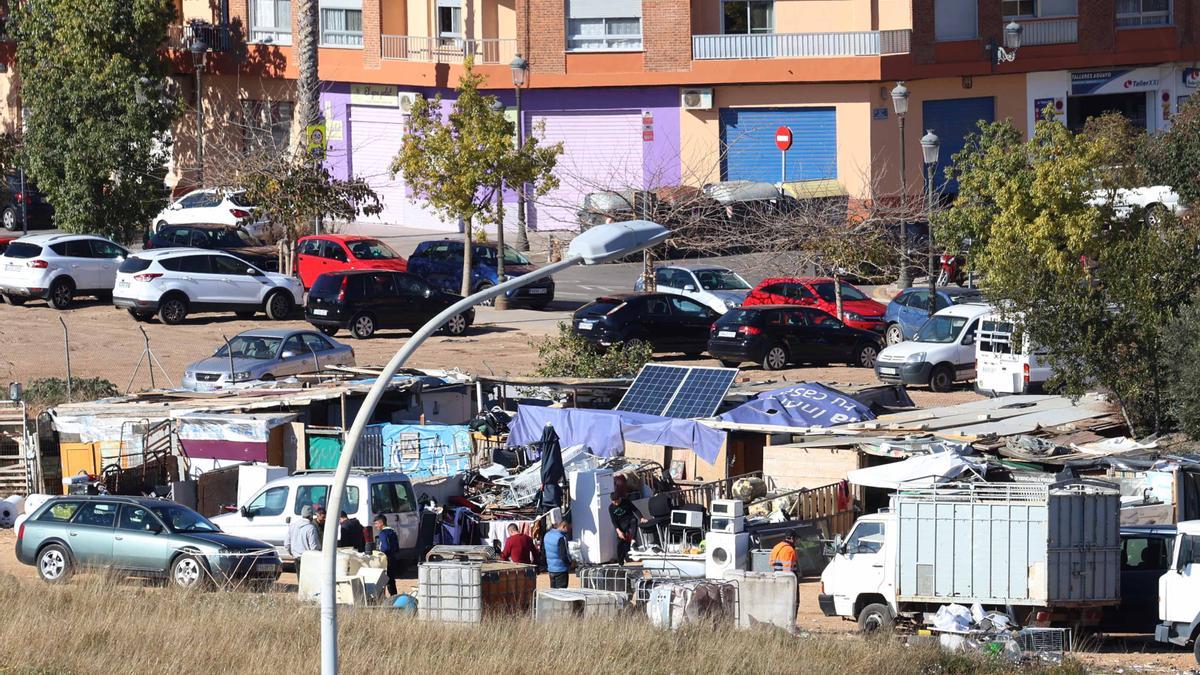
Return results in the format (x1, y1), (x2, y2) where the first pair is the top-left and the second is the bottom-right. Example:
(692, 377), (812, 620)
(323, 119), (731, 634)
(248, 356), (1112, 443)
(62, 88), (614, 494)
(543, 519), (571, 589)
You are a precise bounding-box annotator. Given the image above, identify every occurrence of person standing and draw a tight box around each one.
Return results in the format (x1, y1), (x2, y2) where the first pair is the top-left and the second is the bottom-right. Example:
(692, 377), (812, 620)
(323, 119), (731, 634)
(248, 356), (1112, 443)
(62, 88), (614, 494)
(288, 506), (320, 577)
(544, 520), (571, 589)
(313, 507), (328, 542)
(374, 515), (402, 596)
(337, 511), (366, 552)
(608, 492), (645, 564)
(500, 523), (536, 565)
(769, 531), (798, 574)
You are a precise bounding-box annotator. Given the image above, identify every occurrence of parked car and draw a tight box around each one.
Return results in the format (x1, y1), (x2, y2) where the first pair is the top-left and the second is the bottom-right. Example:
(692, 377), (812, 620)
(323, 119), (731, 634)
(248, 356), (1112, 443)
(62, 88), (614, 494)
(743, 276), (887, 332)
(708, 305), (883, 371)
(0, 233), (129, 309)
(882, 286), (984, 345)
(873, 302), (991, 392)
(305, 270), (474, 339)
(145, 223), (278, 272)
(210, 470), (422, 564)
(1088, 184), (1184, 224)
(571, 293), (719, 355)
(634, 265), (752, 314)
(152, 188), (269, 238)
(296, 234), (408, 289)
(182, 328), (356, 390)
(1100, 526), (1175, 633)
(0, 235), (15, 255)
(113, 249), (303, 325)
(406, 239), (554, 309)
(1, 175), (53, 232)
(17, 495), (282, 590)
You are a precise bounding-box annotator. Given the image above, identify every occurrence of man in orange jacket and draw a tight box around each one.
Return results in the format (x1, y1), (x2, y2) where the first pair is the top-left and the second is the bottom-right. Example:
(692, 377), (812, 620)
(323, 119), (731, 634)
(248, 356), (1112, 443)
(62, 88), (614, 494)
(769, 531), (798, 574)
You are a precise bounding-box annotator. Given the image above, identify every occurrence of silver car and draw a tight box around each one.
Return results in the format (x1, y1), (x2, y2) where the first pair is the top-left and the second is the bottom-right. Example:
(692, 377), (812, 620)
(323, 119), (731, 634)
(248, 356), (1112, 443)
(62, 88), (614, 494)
(182, 328), (355, 390)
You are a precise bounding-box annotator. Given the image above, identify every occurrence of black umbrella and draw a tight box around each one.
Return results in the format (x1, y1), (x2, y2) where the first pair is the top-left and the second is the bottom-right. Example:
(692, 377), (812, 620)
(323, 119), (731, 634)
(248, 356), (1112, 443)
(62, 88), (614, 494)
(537, 423), (564, 513)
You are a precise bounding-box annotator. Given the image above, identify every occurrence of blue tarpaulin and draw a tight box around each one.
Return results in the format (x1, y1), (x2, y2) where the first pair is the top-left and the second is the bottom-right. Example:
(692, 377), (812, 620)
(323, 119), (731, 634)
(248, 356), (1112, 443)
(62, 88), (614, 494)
(718, 382), (875, 428)
(507, 405), (727, 465)
(380, 423), (473, 478)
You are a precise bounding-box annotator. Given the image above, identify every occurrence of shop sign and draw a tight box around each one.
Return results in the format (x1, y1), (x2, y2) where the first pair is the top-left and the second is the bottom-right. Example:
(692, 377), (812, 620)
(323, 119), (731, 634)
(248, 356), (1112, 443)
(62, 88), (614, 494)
(350, 84), (399, 107)
(1071, 68), (1160, 96)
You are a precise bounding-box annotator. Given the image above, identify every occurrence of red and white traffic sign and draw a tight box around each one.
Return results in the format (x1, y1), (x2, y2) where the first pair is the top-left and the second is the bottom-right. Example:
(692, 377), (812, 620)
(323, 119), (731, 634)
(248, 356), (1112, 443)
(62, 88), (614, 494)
(775, 126), (793, 152)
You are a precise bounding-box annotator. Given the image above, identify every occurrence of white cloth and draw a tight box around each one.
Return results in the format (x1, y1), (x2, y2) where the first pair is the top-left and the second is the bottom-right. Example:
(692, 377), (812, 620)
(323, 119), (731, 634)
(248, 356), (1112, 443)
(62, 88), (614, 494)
(847, 451), (984, 489)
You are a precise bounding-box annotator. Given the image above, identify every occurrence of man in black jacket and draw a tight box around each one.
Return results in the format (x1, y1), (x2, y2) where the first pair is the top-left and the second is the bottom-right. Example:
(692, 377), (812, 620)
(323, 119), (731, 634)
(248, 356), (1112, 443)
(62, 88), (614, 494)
(337, 511), (366, 552)
(608, 492), (645, 564)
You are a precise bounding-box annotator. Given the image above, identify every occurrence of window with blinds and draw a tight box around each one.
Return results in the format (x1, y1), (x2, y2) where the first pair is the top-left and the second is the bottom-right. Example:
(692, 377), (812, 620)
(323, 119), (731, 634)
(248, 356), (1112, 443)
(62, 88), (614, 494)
(566, 0), (642, 51)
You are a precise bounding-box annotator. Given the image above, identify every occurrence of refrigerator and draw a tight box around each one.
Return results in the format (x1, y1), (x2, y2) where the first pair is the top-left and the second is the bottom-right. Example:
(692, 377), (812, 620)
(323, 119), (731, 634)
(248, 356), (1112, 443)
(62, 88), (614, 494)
(568, 468), (616, 564)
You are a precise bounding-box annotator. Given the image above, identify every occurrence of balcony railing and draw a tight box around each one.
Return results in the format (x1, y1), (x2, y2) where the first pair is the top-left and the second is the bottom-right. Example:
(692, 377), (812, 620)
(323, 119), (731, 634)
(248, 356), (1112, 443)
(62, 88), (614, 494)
(381, 35), (517, 65)
(692, 29), (910, 60)
(167, 22), (234, 52)
(1011, 16), (1078, 45)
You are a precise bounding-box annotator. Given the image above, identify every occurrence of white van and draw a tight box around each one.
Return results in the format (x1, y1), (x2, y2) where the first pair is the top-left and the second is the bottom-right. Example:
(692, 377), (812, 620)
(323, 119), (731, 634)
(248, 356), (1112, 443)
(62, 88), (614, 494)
(974, 313), (1051, 396)
(211, 470), (421, 563)
(874, 303), (992, 392)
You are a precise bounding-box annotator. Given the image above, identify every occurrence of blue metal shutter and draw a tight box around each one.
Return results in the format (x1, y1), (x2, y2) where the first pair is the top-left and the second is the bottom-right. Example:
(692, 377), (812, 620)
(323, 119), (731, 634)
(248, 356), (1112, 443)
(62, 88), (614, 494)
(921, 97), (995, 194)
(719, 107), (837, 183)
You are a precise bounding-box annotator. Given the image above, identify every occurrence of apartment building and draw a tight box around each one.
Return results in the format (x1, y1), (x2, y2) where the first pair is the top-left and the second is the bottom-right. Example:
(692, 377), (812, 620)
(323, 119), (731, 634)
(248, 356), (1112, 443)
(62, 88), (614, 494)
(9, 1), (1200, 233)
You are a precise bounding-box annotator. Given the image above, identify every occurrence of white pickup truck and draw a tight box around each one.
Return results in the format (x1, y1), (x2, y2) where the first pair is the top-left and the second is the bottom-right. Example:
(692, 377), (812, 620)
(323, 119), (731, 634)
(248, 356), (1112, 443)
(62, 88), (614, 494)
(1155, 521), (1200, 663)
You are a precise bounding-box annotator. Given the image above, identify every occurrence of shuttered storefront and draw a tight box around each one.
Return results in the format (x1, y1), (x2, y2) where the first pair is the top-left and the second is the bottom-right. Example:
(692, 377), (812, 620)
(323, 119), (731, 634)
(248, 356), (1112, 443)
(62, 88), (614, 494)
(921, 97), (995, 194)
(719, 107), (837, 184)
(349, 106), (407, 225)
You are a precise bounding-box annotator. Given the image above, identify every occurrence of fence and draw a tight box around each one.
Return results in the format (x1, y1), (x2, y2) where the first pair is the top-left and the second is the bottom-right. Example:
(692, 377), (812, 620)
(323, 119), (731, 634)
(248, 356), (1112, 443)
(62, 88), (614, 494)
(166, 23), (235, 52)
(692, 29), (910, 60)
(381, 36), (517, 64)
(1012, 17), (1078, 46)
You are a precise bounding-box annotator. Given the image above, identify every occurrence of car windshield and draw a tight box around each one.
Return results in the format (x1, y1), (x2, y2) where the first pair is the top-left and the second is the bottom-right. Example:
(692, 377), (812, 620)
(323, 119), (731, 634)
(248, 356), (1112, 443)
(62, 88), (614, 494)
(695, 269), (750, 291)
(477, 246), (531, 266)
(216, 336), (283, 360)
(150, 504), (219, 533)
(347, 239), (399, 260)
(204, 228), (258, 248)
(915, 315), (969, 343)
(811, 281), (868, 302)
(226, 191), (253, 208)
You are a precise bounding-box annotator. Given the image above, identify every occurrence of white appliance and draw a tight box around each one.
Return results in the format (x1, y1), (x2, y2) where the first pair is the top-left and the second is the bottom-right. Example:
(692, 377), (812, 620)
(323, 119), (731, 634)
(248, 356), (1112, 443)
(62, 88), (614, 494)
(681, 87), (714, 111)
(569, 469), (617, 564)
(705, 531), (749, 579)
(709, 499), (745, 533)
(670, 510), (704, 529)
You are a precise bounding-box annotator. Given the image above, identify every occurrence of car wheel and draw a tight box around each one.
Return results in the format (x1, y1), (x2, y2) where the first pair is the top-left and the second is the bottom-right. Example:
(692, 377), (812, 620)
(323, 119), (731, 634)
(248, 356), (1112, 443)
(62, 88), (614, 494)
(127, 308), (152, 322)
(4, 294), (25, 306)
(236, 311), (256, 320)
(1146, 203), (1169, 228)
(48, 278), (74, 310)
(264, 291), (293, 321)
(319, 325), (339, 337)
(884, 323), (904, 346)
(169, 553), (211, 591)
(37, 544), (73, 584)
(94, 290), (112, 303)
(350, 313), (376, 339)
(475, 283), (496, 307)
(719, 359), (741, 368)
(761, 344), (788, 371)
(1, 207), (16, 232)
(624, 337), (650, 352)
(442, 312), (469, 336)
(857, 603), (894, 633)
(154, 220), (168, 234)
(158, 296), (188, 325)
(929, 364), (955, 392)
(855, 343), (879, 368)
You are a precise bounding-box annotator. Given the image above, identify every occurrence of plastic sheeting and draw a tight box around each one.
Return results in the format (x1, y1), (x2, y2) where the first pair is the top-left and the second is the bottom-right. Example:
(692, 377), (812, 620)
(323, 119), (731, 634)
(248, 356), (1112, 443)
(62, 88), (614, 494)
(507, 405), (727, 465)
(718, 382), (876, 428)
(178, 413), (297, 461)
(847, 451), (985, 489)
(380, 424), (472, 478)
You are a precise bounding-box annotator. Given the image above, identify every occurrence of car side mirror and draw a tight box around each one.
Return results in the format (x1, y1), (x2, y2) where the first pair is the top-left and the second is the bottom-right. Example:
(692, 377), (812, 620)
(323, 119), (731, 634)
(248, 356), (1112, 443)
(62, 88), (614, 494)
(240, 505), (252, 519)
(424, 289), (432, 298)
(149, 521), (164, 534)
(683, 284), (696, 292)
(247, 267), (262, 276)
(170, 203), (182, 210)
(280, 351), (297, 359)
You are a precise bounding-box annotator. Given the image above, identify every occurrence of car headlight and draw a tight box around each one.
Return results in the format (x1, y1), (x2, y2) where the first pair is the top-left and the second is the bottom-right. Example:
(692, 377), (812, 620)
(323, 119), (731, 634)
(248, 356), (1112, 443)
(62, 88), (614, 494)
(724, 298), (738, 308)
(906, 352), (926, 363)
(231, 371), (254, 382)
(844, 312), (864, 321)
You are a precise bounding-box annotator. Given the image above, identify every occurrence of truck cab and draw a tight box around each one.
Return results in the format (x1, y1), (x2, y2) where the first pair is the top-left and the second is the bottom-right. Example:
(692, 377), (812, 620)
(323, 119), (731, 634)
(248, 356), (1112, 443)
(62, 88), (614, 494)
(819, 513), (898, 631)
(1156, 521), (1200, 663)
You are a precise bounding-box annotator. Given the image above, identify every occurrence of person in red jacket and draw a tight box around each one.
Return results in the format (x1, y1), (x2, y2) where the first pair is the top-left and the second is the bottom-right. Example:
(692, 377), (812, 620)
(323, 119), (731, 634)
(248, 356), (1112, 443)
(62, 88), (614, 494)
(500, 524), (536, 565)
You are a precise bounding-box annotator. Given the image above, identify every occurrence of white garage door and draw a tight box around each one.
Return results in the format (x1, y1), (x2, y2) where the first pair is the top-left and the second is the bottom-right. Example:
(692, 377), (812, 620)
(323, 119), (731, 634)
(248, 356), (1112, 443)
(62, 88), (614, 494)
(528, 111), (644, 230)
(349, 107), (407, 225)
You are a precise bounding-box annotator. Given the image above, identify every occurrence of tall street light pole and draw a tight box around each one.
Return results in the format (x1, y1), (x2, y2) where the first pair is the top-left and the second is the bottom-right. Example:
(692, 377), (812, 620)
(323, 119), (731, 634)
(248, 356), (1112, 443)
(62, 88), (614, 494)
(921, 129), (941, 318)
(190, 40), (208, 188)
(510, 54), (530, 252)
(891, 81), (910, 288)
(491, 98), (509, 310)
(317, 220), (669, 675)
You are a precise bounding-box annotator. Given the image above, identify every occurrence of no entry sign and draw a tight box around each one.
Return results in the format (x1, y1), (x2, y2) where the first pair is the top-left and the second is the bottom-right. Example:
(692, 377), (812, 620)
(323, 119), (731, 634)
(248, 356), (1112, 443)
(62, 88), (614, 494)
(775, 126), (793, 152)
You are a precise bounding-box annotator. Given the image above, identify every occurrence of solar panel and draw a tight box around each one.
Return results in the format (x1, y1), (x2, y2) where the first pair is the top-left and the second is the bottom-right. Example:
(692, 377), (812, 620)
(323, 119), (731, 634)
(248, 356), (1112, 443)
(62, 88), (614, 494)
(616, 364), (738, 419)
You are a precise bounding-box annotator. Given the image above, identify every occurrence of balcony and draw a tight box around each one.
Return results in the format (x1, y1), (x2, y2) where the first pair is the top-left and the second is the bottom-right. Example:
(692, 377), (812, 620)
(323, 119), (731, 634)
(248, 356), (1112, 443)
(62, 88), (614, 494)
(381, 36), (517, 65)
(1010, 16), (1077, 45)
(692, 29), (910, 60)
(167, 21), (234, 52)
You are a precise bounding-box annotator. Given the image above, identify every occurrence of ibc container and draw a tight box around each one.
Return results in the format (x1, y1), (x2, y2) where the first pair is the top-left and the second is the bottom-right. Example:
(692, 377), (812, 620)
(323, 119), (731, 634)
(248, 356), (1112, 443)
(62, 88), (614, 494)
(418, 561), (536, 623)
(535, 588), (629, 622)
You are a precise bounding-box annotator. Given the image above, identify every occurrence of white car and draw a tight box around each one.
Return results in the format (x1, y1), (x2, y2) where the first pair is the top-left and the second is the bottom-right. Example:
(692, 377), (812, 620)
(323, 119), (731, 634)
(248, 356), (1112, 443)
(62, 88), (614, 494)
(0, 233), (129, 309)
(873, 302), (992, 392)
(152, 189), (269, 239)
(633, 265), (752, 313)
(113, 248), (304, 325)
(1087, 185), (1184, 223)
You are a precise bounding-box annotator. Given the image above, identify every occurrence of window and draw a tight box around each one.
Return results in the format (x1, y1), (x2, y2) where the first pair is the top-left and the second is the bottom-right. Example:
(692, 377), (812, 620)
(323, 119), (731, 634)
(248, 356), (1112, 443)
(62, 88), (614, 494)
(321, 0), (364, 46)
(294, 485), (360, 515)
(805, 309), (842, 327)
(218, 335), (283, 360)
(566, 0), (642, 51)
(935, 0), (978, 40)
(670, 297), (710, 317)
(37, 501), (81, 522)
(1116, 0), (1171, 26)
(51, 240), (93, 258)
(280, 335), (307, 357)
(302, 333), (334, 353)
(298, 239), (322, 257)
(722, 0), (773, 34)
(915, 315), (968, 343)
(118, 506), (159, 532)
(643, 297), (671, 316)
(179, 191), (208, 208)
(247, 486), (288, 517)
(903, 290), (931, 311)
(250, 0), (292, 44)
(364, 272), (397, 297)
(346, 239), (399, 261)
(90, 240), (126, 259)
(811, 281), (868, 302)
(212, 255), (255, 275)
(1122, 535), (1173, 571)
(370, 482), (415, 514)
(321, 240), (348, 262)
(1002, 0), (1036, 17)
(845, 521), (885, 555)
(242, 100), (294, 155)
(437, 0), (462, 42)
(72, 502), (118, 528)
(160, 255), (212, 274)
(783, 310), (807, 327)
(395, 273), (430, 296)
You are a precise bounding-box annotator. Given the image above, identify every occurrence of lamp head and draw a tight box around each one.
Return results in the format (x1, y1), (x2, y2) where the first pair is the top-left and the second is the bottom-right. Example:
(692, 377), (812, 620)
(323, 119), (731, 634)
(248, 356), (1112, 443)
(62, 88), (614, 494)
(566, 220), (670, 265)
(890, 81), (909, 116)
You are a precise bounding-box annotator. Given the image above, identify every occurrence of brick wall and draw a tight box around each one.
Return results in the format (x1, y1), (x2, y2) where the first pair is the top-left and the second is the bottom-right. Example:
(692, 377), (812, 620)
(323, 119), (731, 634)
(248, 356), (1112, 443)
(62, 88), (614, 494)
(1179, 0), (1198, 45)
(643, 0), (691, 72)
(517, 0), (565, 75)
(977, 0), (1001, 46)
(1079, 0), (1116, 54)
(363, 0), (381, 69)
(911, 0), (935, 64)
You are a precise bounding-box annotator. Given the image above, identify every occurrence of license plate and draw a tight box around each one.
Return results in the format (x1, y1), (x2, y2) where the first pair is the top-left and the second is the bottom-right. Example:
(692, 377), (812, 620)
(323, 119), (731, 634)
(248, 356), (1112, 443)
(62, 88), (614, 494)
(879, 367), (897, 375)
(528, 288), (548, 295)
(312, 308), (328, 316)
(255, 563), (277, 572)
(578, 320), (594, 330)
(718, 330), (736, 338)
(5, 264), (18, 272)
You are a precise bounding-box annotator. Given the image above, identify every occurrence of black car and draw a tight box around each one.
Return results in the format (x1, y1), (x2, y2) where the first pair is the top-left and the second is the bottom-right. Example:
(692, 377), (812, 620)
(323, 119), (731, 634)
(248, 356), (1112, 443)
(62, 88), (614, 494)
(1100, 526), (1176, 633)
(571, 293), (719, 355)
(2, 175), (53, 232)
(305, 270), (475, 339)
(145, 223), (278, 272)
(707, 305), (884, 371)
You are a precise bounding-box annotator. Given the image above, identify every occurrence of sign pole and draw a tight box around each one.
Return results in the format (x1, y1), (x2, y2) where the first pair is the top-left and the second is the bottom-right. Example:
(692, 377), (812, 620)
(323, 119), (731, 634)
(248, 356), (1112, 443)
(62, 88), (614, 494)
(774, 126), (793, 189)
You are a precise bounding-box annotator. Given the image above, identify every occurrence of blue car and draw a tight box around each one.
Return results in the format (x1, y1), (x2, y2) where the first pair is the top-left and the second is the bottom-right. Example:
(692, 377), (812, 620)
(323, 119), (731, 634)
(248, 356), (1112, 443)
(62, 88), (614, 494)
(406, 239), (555, 309)
(883, 286), (983, 346)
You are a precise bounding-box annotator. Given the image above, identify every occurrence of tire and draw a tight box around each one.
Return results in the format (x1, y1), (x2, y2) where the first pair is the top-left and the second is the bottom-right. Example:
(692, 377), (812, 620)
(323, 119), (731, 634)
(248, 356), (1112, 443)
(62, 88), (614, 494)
(350, 313), (376, 339)
(854, 343), (879, 368)
(169, 553), (211, 591)
(48, 278), (74, 310)
(719, 359), (741, 368)
(4, 294), (25, 306)
(36, 544), (73, 584)
(264, 291), (293, 321)
(319, 325), (339, 337)
(761, 344), (788, 371)
(158, 295), (188, 325)
(154, 220), (168, 234)
(1193, 635), (1200, 665)
(929, 364), (955, 392)
(624, 337), (650, 353)
(235, 311), (256, 320)
(94, 290), (112, 303)
(442, 312), (469, 336)
(127, 308), (152, 322)
(1, 207), (17, 232)
(1146, 203), (1168, 228)
(857, 603), (894, 633)
(476, 282), (495, 307)
(884, 323), (905, 346)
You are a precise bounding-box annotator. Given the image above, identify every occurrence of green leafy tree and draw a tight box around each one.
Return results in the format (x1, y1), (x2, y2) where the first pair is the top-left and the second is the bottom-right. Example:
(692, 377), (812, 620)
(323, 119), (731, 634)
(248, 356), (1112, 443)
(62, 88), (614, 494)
(1147, 96), (1200, 207)
(395, 62), (561, 296)
(531, 323), (653, 379)
(1165, 291), (1200, 438)
(12, 0), (178, 243)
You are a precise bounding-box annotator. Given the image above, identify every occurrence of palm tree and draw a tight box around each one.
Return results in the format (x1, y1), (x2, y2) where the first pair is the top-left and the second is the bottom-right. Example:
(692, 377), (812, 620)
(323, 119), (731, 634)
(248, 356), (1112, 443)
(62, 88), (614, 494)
(294, 0), (319, 146)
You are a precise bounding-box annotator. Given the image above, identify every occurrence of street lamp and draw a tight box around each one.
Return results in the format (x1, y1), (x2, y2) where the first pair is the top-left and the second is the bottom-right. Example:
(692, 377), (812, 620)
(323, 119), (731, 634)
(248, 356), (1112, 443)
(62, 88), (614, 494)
(190, 39), (208, 188)
(318, 220), (670, 675)
(490, 97), (510, 310)
(921, 129), (941, 318)
(510, 53), (530, 252)
(891, 81), (910, 288)
(985, 20), (1023, 69)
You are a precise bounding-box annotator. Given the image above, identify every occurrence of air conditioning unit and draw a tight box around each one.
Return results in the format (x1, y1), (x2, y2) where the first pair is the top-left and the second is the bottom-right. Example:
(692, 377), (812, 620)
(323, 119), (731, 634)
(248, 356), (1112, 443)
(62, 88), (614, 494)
(705, 531), (749, 579)
(398, 92), (418, 115)
(681, 87), (713, 111)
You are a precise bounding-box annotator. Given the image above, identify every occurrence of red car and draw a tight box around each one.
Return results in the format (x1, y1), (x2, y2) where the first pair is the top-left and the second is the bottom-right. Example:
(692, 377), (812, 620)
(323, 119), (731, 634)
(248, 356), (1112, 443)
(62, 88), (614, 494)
(296, 235), (408, 289)
(742, 276), (887, 332)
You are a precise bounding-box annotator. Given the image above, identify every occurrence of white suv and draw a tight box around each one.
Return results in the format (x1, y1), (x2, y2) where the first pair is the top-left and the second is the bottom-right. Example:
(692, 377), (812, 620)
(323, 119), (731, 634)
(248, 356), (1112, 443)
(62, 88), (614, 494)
(152, 189), (270, 239)
(0, 233), (129, 309)
(113, 249), (303, 325)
